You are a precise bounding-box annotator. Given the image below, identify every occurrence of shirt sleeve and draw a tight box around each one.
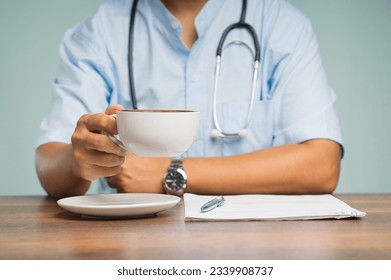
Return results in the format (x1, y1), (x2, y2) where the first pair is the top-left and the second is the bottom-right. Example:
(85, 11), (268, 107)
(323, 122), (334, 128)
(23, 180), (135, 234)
(269, 16), (344, 154)
(37, 10), (112, 146)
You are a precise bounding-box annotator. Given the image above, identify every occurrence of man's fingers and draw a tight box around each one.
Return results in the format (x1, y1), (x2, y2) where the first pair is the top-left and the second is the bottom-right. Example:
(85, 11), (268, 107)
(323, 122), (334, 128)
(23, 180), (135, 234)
(84, 113), (118, 135)
(82, 149), (126, 168)
(84, 132), (127, 156)
(71, 112), (129, 182)
(77, 164), (123, 182)
(105, 104), (125, 115)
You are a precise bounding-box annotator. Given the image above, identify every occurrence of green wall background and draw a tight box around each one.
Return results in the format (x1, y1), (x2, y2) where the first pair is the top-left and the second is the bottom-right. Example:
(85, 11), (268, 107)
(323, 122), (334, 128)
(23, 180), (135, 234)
(0, 0), (390, 195)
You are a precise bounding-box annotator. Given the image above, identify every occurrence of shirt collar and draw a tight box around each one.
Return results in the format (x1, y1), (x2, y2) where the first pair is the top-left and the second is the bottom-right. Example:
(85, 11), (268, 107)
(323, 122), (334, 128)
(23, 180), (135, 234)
(147, 0), (224, 38)
(194, 0), (225, 38)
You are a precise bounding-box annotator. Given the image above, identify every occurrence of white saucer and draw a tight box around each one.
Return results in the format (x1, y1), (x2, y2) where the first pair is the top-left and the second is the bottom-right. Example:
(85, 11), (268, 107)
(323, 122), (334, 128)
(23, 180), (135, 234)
(57, 193), (181, 218)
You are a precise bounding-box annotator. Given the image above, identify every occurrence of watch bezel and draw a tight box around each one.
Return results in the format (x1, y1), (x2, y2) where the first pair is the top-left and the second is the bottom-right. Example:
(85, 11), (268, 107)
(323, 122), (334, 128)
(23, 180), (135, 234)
(163, 167), (187, 196)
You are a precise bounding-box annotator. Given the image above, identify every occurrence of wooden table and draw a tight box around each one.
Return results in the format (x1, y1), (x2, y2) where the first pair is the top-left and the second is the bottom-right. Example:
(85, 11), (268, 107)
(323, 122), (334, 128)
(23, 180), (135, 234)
(0, 194), (390, 260)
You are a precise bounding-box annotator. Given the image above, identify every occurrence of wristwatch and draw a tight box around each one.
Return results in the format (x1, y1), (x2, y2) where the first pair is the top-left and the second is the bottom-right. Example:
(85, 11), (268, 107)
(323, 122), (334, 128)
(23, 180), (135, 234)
(163, 158), (187, 196)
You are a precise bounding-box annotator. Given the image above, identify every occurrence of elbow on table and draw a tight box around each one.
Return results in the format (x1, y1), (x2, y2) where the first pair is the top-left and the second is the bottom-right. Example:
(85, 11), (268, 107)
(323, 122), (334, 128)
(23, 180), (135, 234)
(299, 165), (340, 195)
(317, 168), (340, 194)
(311, 155), (341, 195)
(301, 140), (342, 194)
(296, 169), (339, 195)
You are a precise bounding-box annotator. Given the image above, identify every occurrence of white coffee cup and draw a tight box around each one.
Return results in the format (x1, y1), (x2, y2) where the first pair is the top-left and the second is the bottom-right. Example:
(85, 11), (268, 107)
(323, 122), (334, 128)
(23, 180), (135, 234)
(107, 109), (199, 157)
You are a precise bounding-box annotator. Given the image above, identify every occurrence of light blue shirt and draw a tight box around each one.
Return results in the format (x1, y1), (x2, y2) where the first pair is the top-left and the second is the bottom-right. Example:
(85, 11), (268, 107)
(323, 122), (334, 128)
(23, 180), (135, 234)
(39, 0), (343, 192)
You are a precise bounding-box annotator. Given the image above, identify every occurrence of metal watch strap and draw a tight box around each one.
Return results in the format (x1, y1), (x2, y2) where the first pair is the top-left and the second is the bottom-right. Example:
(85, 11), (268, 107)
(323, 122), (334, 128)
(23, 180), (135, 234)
(170, 158), (183, 169)
(164, 158), (186, 196)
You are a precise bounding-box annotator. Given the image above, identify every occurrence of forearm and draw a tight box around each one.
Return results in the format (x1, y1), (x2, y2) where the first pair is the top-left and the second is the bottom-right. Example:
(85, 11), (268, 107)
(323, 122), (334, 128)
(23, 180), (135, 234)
(184, 140), (341, 195)
(35, 142), (91, 198)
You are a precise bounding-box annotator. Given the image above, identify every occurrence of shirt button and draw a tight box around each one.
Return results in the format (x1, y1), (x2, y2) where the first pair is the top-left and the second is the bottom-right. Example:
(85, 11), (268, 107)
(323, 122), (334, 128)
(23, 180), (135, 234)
(171, 22), (179, 30)
(191, 75), (198, 82)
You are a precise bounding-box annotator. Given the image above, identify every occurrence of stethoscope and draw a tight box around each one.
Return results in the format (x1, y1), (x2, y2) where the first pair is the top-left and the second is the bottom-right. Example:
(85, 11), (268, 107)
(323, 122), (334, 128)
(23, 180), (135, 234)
(128, 0), (260, 139)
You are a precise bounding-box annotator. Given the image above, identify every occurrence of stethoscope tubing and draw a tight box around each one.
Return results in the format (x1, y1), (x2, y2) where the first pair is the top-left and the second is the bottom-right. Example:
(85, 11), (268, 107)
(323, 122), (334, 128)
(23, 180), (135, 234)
(128, 0), (260, 139)
(128, 0), (139, 109)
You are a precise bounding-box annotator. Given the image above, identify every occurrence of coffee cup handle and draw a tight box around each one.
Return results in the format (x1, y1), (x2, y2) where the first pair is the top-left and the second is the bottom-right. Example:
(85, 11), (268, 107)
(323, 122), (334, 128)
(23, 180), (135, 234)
(103, 114), (127, 151)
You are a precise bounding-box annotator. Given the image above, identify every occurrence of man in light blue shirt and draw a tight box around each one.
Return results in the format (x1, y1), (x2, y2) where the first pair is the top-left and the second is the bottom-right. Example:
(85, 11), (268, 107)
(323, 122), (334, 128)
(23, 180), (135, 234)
(36, 0), (343, 197)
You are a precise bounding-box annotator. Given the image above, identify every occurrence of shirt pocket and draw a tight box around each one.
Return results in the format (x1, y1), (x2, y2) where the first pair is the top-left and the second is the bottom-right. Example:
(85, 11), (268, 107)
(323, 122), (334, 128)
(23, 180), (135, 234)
(222, 99), (274, 156)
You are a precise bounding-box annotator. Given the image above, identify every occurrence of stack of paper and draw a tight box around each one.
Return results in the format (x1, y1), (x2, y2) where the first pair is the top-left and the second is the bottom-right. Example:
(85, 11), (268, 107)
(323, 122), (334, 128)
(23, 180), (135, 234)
(184, 194), (366, 221)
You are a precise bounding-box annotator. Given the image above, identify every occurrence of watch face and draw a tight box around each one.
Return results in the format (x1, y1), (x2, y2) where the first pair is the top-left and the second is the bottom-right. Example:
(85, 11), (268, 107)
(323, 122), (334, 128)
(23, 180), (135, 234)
(165, 169), (186, 192)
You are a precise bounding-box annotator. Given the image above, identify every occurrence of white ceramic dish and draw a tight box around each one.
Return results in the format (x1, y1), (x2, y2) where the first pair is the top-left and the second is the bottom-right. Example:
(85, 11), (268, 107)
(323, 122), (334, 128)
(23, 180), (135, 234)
(57, 193), (180, 218)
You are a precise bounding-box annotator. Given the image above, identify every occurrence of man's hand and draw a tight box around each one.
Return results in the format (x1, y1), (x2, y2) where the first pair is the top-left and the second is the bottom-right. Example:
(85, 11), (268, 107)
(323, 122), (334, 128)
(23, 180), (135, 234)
(70, 105), (127, 182)
(107, 153), (170, 193)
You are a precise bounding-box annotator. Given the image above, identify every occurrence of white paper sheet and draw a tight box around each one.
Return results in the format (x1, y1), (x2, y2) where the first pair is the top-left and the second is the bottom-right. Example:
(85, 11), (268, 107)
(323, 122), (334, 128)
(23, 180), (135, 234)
(184, 194), (366, 221)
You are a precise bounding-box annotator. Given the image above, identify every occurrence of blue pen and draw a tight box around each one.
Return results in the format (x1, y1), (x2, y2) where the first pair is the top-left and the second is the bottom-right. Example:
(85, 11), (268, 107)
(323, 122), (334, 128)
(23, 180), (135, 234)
(201, 196), (225, 213)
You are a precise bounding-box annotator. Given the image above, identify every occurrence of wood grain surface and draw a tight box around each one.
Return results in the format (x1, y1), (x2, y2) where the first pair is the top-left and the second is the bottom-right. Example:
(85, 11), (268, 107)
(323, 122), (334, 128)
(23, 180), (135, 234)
(0, 194), (390, 260)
